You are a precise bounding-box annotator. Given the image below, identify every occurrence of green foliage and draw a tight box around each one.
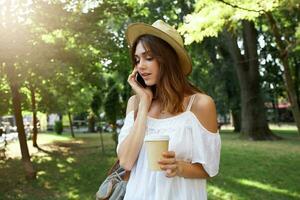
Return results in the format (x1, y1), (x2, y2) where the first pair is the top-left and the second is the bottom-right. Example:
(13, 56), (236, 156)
(104, 77), (122, 146)
(1, 0), (298, 134)
(296, 24), (300, 39)
(104, 78), (122, 125)
(54, 120), (63, 134)
(0, 78), (11, 115)
(90, 91), (103, 117)
(179, 0), (284, 44)
(293, 23), (300, 51)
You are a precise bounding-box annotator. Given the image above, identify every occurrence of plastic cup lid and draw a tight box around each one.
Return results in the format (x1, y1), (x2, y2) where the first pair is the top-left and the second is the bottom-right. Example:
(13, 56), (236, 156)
(144, 134), (169, 142)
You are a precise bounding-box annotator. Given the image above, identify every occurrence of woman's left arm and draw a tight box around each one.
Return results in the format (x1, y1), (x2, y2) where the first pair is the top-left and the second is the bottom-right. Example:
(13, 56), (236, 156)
(159, 94), (218, 178)
(159, 151), (210, 178)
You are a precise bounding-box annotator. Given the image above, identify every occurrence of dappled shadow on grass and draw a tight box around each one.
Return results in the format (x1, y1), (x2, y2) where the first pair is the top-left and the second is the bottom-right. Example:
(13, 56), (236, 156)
(2, 132), (299, 200)
(0, 134), (117, 200)
(272, 129), (300, 141)
(208, 132), (300, 200)
(34, 138), (117, 200)
(36, 146), (53, 155)
(221, 128), (299, 140)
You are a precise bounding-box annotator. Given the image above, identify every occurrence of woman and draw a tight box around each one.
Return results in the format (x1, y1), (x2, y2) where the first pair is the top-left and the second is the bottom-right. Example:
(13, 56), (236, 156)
(117, 20), (221, 200)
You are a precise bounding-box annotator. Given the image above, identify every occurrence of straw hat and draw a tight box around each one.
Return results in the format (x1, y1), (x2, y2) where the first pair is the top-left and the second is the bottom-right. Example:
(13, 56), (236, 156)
(125, 20), (192, 76)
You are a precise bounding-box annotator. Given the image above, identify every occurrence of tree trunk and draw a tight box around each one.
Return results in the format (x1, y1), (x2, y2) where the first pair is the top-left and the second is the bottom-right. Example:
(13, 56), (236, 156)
(98, 124), (105, 154)
(88, 113), (96, 132)
(271, 93), (279, 125)
(68, 111), (75, 138)
(58, 113), (63, 121)
(231, 109), (241, 132)
(7, 69), (36, 179)
(294, 57), (300, 106)
(266, 12), (300, 133)
(224, 21), (279, 140)
(29, 85), (38, 147)
(205, 37), (242, 132)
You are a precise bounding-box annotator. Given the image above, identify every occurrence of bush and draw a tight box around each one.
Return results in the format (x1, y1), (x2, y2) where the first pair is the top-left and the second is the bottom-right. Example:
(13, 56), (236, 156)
(54, 121), (63, 134)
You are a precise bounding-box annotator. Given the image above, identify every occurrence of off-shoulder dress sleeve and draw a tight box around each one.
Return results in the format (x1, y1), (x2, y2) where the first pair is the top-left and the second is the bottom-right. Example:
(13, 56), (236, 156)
(116, 111), (134, 154)
(190, 115), (221, 177)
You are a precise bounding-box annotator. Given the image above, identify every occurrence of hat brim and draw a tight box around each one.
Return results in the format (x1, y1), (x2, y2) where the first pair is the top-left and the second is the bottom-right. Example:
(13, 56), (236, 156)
(125, 23), (192, 75)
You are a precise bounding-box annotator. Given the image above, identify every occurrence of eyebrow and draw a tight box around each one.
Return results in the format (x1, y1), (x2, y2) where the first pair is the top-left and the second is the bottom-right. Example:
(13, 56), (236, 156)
(134, 50), (152, 57)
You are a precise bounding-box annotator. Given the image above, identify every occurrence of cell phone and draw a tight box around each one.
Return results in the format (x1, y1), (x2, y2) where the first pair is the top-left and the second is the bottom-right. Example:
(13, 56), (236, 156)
(135, 73), (147, 88)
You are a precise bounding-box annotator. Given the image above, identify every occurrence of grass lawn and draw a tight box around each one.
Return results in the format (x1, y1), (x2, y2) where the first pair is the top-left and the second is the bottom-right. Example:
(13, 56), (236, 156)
(0, 128), (299, 200)
(0, 133), (117, 200)
(208, 129), (300, 200)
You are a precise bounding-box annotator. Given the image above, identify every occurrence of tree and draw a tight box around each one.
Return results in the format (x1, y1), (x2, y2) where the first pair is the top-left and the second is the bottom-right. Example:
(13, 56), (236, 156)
(180, 0), (299, 137)
(104, 77), (122, 149)
(265, 10), (300, 133)
(23, 40), (58, 146)
(0, 78), (11, 116)
(221, 21), (276, 139)
(199, 37), (242, 132)
(0, 0), (36, 179)
(258, 25), (286, 124)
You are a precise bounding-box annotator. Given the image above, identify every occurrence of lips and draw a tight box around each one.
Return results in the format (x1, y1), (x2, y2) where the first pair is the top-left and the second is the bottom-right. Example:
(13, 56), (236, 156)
(141, 73), (151, 79)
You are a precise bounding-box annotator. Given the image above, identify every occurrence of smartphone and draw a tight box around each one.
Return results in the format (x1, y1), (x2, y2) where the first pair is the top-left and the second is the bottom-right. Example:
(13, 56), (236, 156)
(135, 73), (147, 88)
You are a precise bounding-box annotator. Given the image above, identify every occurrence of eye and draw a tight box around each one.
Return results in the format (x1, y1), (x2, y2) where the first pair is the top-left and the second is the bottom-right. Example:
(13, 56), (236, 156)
(134, 58), (140, 65)
(146, 56), (153, 61)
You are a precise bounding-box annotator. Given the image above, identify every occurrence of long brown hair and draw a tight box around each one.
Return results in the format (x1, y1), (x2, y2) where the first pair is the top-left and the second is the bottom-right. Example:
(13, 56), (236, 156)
(131, 35), (202, 114)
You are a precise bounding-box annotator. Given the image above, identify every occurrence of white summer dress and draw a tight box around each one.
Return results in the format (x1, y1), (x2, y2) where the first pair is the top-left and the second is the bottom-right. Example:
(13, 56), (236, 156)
(117, 95), (221, 200)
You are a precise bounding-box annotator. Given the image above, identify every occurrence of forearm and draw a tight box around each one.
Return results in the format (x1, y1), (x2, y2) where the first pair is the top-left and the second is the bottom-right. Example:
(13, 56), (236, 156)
(118, 104), (148, 170)
(177, 161), (209, 179)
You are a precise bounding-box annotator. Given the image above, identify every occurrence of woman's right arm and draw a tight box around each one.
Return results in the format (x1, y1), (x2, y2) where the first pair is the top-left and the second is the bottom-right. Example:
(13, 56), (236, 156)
(117, 69), (152, 171)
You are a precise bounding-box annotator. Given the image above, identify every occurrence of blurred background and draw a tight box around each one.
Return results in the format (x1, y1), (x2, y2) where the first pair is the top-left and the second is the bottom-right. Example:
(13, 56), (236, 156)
(0, 0), (299, 199)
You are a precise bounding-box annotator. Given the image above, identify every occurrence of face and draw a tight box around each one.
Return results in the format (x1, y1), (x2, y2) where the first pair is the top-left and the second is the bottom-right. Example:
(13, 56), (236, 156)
(134, 41), (160, 86)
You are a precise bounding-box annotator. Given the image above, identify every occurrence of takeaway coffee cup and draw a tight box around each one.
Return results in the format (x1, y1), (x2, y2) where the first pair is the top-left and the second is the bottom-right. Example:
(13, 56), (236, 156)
(144, 134), (169, 171)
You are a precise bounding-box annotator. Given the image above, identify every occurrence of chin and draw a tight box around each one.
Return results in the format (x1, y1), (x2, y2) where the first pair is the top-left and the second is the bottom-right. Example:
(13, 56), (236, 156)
(145, 81), (156, 86)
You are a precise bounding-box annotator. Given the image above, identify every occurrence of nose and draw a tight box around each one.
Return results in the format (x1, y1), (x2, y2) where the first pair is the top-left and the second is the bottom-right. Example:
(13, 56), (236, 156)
(137, 58), (147, 70)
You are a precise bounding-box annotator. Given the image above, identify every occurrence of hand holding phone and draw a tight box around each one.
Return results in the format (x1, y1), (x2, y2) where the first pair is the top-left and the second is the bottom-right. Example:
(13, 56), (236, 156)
(135, 73), (147, 88)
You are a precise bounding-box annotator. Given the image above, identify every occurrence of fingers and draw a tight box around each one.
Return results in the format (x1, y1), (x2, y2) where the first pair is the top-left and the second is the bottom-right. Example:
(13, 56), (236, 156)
(127, 69), (143, 93)
(127, 69), (153, 105)
(166, 168), (178, 177)
(127, 68), (146, 91)
(158, 151), (175, 165)
(127, 68), (138, 85)
(158, 151), (178, 178)
(160, 163), (178, 178)
(160, 163), (177, 171)
(158, 157), (176, 165)
(162, 151), (175, 158)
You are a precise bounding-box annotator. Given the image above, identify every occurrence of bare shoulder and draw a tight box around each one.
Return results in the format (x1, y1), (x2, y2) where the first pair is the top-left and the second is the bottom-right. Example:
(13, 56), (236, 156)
(126, 95), (137, 115)
(190, 93), (218, 133)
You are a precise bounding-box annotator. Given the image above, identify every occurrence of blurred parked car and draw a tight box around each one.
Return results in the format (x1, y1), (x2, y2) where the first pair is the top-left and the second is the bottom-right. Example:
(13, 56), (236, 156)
(1, 122), (16, 134)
